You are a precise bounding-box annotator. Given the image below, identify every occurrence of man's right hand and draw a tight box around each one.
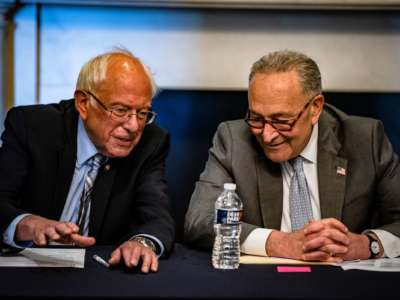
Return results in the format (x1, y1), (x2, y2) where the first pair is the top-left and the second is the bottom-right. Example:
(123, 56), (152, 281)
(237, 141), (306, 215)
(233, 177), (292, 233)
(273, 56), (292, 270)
(15, 215), (96, 247)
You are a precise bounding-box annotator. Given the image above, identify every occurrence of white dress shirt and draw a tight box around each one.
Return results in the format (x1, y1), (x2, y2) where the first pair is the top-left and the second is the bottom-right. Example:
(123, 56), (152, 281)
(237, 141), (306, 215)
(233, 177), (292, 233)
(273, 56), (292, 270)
(241, 123), (400, 258)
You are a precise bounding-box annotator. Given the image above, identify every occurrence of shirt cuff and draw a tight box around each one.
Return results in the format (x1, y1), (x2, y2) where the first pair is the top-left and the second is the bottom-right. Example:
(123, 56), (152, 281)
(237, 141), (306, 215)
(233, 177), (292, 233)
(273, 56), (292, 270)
(240, 228), (272, 256)
(129, 234), (165, 258)
(365, 229), (400, 258)
(3, 213), (34, 248)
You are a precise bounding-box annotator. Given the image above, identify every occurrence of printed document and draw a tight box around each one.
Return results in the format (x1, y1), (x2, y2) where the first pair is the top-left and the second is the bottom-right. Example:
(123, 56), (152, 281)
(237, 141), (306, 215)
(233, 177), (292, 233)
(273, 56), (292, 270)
(241, 255), (400, 271)
(0, 248), (85, 268)
(340, 258), (400, 272)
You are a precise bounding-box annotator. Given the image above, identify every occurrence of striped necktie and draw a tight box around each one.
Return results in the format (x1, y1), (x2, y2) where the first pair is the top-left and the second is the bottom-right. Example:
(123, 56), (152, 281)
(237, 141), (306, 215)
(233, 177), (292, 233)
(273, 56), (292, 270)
(289, 156), (313, 231)
(77, 153), (105, 236)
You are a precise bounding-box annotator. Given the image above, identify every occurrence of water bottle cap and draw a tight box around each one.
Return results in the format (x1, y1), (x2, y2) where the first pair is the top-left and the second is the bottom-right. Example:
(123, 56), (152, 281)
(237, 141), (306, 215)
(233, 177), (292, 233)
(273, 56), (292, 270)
(223, 183), (236, 191)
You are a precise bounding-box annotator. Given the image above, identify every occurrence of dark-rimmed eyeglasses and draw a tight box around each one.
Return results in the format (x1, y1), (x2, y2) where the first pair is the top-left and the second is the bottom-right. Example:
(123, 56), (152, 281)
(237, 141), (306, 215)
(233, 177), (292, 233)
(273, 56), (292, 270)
(83, 90), (157, 125)
(245, 95), (317, 132)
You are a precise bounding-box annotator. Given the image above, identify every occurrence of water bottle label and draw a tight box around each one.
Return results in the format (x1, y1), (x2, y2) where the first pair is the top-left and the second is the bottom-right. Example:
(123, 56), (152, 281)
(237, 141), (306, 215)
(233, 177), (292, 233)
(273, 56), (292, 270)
(215, 209), (242, 224)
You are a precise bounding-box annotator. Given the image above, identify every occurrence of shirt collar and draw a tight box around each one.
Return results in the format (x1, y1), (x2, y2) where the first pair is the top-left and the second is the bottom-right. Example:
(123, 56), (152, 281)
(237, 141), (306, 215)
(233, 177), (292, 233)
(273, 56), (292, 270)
(76, 118), (98, 168)
(299, 122), (318, 164)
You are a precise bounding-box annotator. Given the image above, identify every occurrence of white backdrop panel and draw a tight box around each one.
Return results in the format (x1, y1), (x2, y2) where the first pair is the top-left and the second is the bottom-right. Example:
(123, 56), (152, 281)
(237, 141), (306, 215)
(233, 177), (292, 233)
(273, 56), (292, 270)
(16, 6), (400, 103)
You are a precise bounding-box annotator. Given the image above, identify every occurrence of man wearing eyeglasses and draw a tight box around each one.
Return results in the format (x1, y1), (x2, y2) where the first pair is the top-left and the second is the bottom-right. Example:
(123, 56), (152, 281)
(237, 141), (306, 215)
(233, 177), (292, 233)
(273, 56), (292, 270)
(185, 50), (400, 262)
(0, 49), (175, 272)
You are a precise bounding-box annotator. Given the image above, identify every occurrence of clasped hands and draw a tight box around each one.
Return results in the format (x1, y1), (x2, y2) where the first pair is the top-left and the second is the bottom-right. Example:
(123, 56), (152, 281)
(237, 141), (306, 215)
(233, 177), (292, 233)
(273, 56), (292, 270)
(266, 218), (371, 263)
(15, 215), (158, 273)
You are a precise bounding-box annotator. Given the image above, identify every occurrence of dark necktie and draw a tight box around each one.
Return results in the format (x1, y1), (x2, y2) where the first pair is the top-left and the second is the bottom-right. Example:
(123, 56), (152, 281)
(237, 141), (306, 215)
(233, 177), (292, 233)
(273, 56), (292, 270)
(289, 156), (313, 231)
(77, 153), (105, 236)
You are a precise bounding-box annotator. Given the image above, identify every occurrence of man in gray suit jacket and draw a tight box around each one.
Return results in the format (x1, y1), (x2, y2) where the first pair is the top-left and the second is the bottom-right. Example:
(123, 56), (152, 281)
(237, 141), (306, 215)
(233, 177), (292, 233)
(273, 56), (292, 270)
(185, 50), (400, 262)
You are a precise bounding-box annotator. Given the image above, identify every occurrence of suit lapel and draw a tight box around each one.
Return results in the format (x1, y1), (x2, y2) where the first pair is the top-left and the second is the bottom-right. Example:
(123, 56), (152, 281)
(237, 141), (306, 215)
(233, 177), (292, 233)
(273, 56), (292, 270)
(52, 103), (78, 219)
(317, 112), (347, 220)
(256, 155), (283, 230)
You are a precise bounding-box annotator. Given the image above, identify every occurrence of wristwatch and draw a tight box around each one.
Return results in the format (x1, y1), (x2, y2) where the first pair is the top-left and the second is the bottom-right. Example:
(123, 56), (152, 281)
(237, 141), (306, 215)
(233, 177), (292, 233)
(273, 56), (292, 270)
(366, 234), (381, 259)
(132, 236), (157, 253)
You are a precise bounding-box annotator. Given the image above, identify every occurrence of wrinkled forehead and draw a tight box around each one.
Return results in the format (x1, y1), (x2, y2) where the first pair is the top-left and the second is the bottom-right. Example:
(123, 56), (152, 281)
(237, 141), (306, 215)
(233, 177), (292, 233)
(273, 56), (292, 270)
(248, 71), (307, 115)
(97, 56), (152, 97)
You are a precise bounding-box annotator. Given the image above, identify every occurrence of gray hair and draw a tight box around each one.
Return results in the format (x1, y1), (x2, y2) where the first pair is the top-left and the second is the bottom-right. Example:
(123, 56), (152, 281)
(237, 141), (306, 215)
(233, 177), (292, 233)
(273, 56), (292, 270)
(249, 50), (321, 96)
(76, 48), (158, 98)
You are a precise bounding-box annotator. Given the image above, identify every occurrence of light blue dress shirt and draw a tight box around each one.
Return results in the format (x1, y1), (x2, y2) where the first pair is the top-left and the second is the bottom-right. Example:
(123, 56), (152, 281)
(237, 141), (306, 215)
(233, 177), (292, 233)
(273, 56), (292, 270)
(59, 118), (98, 225)
(3, 118), (164, 256)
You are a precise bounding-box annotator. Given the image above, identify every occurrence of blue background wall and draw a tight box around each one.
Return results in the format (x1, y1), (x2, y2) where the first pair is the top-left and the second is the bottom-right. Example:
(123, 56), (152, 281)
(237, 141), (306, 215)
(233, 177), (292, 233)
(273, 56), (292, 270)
(153, 90), (400, 240)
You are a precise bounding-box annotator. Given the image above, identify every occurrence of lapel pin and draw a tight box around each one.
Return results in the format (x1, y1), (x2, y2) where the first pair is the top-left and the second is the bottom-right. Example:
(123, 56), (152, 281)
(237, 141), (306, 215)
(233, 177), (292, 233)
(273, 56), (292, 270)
(336, 166), (346, 176)
(105, 164), (111, 171)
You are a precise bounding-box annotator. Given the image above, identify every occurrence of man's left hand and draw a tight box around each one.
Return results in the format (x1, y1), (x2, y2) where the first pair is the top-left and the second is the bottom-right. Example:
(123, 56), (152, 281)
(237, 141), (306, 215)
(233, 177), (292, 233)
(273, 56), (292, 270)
(333, 232), (371, 261)
(108, 240), (158, 273)
(303, 219), (374, 261)
(302, 218), (350, 262)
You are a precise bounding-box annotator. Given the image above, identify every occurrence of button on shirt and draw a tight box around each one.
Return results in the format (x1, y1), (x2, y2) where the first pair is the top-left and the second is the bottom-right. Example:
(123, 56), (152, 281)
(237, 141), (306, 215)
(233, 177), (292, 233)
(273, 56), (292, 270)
(240, 123), (400, 258)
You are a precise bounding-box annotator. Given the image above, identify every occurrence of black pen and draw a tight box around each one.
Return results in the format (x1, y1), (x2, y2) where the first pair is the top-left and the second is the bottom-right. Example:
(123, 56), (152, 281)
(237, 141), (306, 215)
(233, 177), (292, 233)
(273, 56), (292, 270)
(92, 254), (110, 268)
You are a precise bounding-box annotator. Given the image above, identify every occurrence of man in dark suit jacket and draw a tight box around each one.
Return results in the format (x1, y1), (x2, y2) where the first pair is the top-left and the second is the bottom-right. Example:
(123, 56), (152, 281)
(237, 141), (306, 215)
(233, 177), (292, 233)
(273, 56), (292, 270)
(185, 50), (400, 262)
(0, 49), (175, 273)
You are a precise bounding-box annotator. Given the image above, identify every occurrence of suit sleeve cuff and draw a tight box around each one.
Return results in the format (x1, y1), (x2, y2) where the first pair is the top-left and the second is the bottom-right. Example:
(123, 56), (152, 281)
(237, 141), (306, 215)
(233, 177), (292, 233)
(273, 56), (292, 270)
(240, 228), (272, 256)
(364, 229), (400, 258)
(129, 234), (165, 258)
(3, 213), (33, 248)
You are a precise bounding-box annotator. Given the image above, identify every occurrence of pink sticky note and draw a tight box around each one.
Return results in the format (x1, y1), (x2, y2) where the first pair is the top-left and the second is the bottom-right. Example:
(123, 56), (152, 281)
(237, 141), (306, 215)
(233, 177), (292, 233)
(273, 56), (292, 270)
(277, 266), (311, 273)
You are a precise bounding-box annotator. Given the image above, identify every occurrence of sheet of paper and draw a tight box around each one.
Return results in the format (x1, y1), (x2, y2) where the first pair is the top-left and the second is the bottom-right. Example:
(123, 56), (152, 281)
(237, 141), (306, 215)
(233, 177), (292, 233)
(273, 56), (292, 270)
(0, 248), (85, 268)
(240, 255), (337, 266)
(340, 258), (400, 272)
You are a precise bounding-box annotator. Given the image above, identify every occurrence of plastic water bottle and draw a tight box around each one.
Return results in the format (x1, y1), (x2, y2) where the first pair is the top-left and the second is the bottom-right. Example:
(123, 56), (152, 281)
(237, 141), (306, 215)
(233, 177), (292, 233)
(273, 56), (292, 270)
(212, 183), (243, 269)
